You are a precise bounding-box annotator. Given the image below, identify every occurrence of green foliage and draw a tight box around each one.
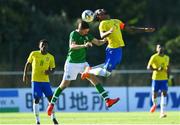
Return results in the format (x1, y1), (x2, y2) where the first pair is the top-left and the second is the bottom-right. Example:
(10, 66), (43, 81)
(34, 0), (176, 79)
(166, 36), (180, 64)
(0, 0), (179, 70)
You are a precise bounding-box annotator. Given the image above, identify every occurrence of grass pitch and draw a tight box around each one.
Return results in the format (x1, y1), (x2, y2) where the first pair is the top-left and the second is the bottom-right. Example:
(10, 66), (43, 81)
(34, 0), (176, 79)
(0, 112), (179, 124)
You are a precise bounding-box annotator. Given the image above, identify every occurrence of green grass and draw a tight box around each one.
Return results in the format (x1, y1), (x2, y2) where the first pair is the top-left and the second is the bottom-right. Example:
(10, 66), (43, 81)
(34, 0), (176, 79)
(0, 112), (179, 124)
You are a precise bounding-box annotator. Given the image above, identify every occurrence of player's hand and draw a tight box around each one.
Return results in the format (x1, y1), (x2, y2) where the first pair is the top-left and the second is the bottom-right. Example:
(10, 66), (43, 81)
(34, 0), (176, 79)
(144, 27), (155, 32)
(103, 38), (108, 42)
(45, 70), (50, 75)
(84, 42), (93, 48)
(157, 66), (163, 71)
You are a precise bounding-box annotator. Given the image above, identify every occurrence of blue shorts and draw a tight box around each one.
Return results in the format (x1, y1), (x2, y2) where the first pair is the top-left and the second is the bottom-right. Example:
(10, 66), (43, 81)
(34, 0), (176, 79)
(104, 47), (122, 72)
(152, 80), (168, 92)
(31, 81), (53, 99)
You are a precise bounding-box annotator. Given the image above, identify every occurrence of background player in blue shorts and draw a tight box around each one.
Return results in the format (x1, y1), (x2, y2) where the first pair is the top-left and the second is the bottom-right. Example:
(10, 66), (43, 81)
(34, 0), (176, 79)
(23, 39), (58, 124)
(147, 44), (170, 118)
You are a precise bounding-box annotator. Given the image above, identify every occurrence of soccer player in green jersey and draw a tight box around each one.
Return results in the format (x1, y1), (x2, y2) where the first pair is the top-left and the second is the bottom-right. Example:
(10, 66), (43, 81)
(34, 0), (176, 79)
(47, 20), (120, 116)
(147, 44), (170, 118)
(23, 39), (58, 124)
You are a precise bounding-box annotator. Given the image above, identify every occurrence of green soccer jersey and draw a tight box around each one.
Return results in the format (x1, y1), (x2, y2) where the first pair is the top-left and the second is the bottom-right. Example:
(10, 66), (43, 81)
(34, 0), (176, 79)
(66, 30), (94, 63)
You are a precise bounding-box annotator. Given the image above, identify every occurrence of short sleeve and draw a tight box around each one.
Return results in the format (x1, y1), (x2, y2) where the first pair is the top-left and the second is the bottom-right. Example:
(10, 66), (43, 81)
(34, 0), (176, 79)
(69, 31), (78, 44)
(99, 21), (107, 32)
(49, 55), (55, 69)
(166, 56), (170, 66)
(116, 19), (125, 30)
(27, 52), (34, 63)
(85, 34), (94, 42)
(147, 56), (155, 67)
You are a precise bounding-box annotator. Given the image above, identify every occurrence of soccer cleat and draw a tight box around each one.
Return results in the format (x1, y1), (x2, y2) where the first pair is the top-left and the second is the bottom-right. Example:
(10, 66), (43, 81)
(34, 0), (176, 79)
(47, 103), (54, 116)
(36, 121), (40, 125)
(106, 98), (120, 108)
(150, 104), (157, 113)
(160, 113), (167, 118)
(52, 118), (59, 125)
(81, 67), (91, 80)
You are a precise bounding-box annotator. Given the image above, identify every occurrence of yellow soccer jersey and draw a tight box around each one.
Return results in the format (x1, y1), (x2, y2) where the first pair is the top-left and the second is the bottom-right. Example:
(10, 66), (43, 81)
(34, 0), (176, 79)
(147, 53), (169, 80)
(99, 19), (125, 48)
(27, 51), (55, 82)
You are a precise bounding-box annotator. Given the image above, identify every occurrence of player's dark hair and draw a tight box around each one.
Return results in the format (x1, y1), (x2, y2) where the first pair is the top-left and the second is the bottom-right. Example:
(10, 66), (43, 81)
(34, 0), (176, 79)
(157, 43), (165, 48)
(94, 9), (108, 21)
(39, 39), (48, 45)
(77, 19), (89, 30)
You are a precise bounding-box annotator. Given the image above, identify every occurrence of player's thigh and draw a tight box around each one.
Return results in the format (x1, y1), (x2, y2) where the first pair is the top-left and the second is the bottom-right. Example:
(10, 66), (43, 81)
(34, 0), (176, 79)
(159, 80), (168, 92)
(104, 48), (122, 71)
(41, 82), (53, 97)
(151, 80), (160, 93)
(31, 81), (43, 99)
(63, 61), (89, 80)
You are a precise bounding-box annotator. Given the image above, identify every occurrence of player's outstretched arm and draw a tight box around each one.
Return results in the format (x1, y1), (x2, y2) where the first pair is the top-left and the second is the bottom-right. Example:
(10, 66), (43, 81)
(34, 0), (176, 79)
(124, 25), (155, 33)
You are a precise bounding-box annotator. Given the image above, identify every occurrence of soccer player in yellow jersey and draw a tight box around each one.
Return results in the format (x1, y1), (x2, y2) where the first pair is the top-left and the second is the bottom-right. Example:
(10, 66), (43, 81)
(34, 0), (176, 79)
(23, 39), (58, 124)
(147, 44), (170, 118)
(81, 9), (155, 79)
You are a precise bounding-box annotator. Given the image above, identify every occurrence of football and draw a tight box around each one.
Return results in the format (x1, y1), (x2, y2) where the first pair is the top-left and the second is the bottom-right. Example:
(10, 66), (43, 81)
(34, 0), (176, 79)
(81, 10), (94, 22)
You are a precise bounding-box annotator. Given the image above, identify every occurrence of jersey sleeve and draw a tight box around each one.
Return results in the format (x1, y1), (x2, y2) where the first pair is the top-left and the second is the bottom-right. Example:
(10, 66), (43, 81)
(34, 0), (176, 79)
(117, 19), (125, 30)
(86, 34), (94, 42)
(147, 56), (155, 67)
(49, 55), (55, 69)
(27, 52), (34, 63)
(69, 31), (78, 44)
(99, 21), (107, 32)
(167, 56), (170, 66)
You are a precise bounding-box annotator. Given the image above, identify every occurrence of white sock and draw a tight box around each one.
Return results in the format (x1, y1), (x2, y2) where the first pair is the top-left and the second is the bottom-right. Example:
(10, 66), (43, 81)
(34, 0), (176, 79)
(51, 107), (56, 120)
(152, 96), (157, 105)
(33, 103), (40, 122)
(89, 67), (111, 77)
(92, 63), (104, 69)
(160, 95), (167, 113)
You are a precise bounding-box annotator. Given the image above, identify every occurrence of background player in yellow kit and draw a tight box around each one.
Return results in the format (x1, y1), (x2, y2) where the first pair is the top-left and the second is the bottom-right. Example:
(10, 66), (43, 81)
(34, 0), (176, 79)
(23, 39), (58, 124)
(147, 44), (170, 118)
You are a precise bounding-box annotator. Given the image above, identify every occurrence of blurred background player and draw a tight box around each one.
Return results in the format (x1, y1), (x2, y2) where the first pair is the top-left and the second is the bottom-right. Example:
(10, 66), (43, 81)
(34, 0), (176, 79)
(81, 9), (155, 79)
(47, 20), (120, 116)
(147, 44), (170, 118)
(23, 39), (58, 124)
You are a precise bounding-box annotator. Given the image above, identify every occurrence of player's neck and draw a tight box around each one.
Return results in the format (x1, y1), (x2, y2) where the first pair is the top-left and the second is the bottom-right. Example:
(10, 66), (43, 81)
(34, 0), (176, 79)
(76, 29), (84, 36)
(157, 52), (164, 56)
(41, 50), (48, 55)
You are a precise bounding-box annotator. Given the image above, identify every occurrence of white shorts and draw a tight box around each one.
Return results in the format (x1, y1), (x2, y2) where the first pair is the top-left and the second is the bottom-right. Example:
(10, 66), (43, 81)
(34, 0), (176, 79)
(63, 61), (89, 80)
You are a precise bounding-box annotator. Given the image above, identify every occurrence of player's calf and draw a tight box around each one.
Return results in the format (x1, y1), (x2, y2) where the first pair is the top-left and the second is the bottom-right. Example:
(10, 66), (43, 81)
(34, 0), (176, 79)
(52, 118), (59, 125)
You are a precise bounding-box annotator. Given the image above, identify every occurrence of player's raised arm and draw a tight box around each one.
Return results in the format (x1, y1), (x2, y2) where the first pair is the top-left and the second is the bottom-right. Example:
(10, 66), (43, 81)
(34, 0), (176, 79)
(124, 25), (155, 33)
